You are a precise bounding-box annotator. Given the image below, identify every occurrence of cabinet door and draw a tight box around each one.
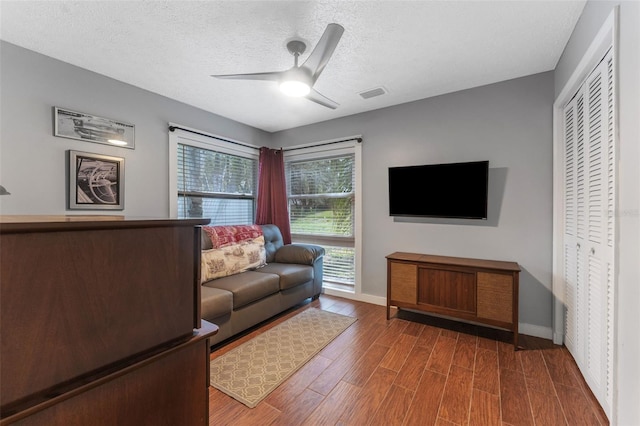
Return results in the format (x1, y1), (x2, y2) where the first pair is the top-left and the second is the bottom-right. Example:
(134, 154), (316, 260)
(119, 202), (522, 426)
(389, 262), (417, 304)
(476, 272), (513, 324)
(418, 268), (475, 314)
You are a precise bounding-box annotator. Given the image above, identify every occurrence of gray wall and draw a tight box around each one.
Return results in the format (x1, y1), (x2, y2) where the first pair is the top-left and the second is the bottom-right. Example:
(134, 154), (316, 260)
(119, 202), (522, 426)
(273, 72), (555, 335)
(555, 2), (640, 424)
(1, 42), (557, 336)
(0, 41), (271, 217)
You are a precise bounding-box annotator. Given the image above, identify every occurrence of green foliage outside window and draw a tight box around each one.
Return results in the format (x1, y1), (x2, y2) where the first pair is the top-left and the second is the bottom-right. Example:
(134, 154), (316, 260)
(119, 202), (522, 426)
(288, 156), (354, 237)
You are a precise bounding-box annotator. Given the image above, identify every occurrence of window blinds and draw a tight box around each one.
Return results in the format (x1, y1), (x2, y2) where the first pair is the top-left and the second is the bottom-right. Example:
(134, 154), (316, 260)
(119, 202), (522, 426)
(177, 143), (257, 224)
(287, 155), (355, 237)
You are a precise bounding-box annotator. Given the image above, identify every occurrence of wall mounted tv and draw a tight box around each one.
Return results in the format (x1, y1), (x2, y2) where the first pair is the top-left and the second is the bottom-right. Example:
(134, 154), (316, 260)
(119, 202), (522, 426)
(388, 160), (489, 219)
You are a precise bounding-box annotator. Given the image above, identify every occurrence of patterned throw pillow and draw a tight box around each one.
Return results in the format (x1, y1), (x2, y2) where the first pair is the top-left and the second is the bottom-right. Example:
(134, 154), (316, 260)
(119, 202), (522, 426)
(200, 237), (267, 283)
(200, 225), (266, 283)
(203, 226), (237, 249)
(202, 224), (264, 249)
(232, 225), (263, 243)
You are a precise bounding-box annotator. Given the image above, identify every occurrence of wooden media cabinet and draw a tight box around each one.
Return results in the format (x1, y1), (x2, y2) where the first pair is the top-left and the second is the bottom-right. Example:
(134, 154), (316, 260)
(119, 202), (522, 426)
(386, 252), (520, 349)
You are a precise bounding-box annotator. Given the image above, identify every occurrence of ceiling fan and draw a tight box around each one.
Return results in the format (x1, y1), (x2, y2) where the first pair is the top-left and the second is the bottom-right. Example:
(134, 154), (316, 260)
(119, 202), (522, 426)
(212, 23), (344, 109)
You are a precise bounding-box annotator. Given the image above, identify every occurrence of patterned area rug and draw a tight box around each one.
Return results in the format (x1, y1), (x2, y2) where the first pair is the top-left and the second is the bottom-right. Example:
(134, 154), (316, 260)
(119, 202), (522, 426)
(209, 307), (357, 408)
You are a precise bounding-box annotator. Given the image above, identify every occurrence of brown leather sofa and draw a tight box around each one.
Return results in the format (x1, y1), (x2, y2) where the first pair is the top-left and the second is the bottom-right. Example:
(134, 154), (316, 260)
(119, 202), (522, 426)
(200, 224), (324, 346)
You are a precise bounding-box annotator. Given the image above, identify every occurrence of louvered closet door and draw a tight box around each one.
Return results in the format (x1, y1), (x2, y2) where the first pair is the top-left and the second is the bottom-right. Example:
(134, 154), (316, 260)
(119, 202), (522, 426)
(562, 48), (615, 418)
(562, 94), (580, 355)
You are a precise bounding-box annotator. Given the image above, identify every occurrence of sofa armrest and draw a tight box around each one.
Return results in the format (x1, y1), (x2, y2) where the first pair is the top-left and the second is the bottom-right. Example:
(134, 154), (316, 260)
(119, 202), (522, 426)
(274, 244), (325, 265)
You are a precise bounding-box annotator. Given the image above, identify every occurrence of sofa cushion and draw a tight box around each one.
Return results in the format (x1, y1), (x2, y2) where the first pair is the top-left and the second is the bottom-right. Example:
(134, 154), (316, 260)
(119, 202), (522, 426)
(275, 244), (325, 265)
(205, 271), (280, 309)
(256, 263), (314, 291)
(200, 286), (233, 319)
(261, 225), (284, 263)
(201, 228), (213, 250)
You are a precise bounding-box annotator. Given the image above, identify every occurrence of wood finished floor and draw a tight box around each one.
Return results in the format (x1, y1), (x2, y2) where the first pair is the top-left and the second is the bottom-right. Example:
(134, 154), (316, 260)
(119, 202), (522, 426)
(208, 295), (608, 426)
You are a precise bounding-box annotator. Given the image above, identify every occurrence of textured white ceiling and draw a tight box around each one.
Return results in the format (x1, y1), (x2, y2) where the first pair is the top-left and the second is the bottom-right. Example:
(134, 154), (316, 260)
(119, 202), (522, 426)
(0, 1), (585, 132)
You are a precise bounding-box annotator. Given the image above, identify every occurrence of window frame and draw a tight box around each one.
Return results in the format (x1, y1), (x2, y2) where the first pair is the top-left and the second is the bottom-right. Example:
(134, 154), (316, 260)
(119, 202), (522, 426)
(283, 137), (362, 296)
(169, 125), (259, 220)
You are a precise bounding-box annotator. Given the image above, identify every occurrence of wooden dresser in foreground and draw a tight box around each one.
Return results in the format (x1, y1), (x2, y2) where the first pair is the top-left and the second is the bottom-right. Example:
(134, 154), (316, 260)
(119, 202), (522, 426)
(387, 252), (520, 349)
(0, 216), (218, 425)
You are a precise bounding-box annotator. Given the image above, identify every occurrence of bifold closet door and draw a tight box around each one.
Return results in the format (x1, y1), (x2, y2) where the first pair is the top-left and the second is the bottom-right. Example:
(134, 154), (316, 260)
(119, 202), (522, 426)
(562, 48), (615, 418)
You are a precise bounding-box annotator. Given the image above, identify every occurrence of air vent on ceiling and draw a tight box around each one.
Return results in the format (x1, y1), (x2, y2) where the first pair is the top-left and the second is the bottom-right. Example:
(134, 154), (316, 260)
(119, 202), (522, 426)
(359, 87), (387, 99)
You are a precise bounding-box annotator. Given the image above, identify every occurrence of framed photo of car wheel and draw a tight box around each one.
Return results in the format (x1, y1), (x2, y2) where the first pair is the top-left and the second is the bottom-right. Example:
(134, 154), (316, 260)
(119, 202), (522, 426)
(54, 107), (135, 149)
(68, 150), (124, 210)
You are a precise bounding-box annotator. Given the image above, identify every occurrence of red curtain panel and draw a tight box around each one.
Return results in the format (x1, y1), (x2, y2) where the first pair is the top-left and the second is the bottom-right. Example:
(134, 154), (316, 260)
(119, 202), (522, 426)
(255, 147), (292, 244)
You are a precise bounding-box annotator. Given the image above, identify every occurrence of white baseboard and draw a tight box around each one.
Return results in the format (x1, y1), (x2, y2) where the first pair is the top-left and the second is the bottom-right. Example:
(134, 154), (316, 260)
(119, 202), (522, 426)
(518, 323), (554, 340)
(322, 288), (387, 306)
(321, 290), (555, 341)
(553, 331), (564, 346)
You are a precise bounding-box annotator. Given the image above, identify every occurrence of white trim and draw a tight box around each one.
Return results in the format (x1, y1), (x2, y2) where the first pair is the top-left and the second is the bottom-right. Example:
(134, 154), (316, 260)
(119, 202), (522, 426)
(552, 8), (616, 346)
(353, 142), (363, 300)
(519, 323), (553, 340)
(323, 288), (387, 306)
(554, 14), (615, 108)
(551, 102), (564, 346)
(168, 131), (179, 218)
(324, 289), (554, 339)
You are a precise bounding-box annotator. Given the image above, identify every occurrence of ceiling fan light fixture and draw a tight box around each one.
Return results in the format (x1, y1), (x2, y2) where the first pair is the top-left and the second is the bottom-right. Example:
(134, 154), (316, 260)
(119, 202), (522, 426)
(108, 139), (128, 146)
(279, 80), (311, 97)
(213, 23), (344, 108)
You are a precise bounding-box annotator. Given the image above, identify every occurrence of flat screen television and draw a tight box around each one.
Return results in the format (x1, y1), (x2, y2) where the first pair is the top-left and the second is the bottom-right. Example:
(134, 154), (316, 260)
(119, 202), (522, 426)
(388, 160), (489, 219)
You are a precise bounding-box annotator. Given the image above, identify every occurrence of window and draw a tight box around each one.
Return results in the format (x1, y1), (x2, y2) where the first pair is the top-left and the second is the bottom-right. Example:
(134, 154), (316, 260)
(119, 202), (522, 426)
(176, 143), (257, 224)
(287, 153), (356, 290)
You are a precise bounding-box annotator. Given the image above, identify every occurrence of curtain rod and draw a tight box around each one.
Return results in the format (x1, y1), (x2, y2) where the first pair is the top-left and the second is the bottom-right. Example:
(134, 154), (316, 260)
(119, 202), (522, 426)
(282, 137), (362, 152)
(168, 125), (259, 150)
(169, 125), (362, 152)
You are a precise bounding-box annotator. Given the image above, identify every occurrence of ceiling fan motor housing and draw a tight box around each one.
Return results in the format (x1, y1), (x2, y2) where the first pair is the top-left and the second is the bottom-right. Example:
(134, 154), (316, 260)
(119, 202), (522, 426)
(286, 40), (307, 57)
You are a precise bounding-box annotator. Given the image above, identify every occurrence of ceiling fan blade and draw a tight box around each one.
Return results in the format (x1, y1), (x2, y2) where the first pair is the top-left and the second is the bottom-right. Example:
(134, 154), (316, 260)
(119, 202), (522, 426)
(306, 88), (339, 109)
(211, 71), (282, 82)
(300, 23), (344, 82)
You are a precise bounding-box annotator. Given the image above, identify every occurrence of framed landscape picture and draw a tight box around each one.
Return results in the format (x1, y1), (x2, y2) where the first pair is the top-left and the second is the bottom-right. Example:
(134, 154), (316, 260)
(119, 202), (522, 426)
(68, 150), (124, 210)
(55, 107), (135, 149)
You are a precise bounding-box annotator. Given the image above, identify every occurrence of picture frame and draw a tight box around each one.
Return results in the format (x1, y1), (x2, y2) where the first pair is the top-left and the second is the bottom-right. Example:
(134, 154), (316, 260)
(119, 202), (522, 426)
(54, 107), (135, 149)
(68, 150), (124, 210)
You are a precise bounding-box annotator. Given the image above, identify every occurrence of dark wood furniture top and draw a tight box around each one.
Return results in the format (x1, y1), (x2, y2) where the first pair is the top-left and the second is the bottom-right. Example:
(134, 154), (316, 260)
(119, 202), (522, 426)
(1, 215), (215, 424)
(387, 252), (521, 272)
(0, 214), (207, 231)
